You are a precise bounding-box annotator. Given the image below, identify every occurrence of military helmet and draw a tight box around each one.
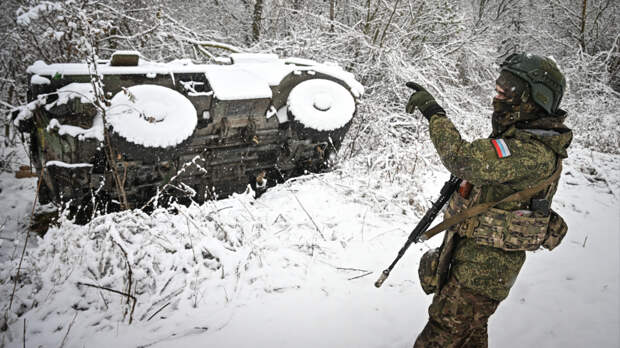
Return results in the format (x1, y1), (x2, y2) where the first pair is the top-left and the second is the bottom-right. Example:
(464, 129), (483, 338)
(500, 53), (566, 114)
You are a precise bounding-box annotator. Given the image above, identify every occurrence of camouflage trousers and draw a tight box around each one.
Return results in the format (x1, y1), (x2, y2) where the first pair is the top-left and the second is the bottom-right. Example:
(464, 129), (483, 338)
(414, 238), (526, 348)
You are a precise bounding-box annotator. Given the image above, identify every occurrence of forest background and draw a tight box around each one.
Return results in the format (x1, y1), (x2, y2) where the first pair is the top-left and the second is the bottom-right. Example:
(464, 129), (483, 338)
(1, 0), (618, 166)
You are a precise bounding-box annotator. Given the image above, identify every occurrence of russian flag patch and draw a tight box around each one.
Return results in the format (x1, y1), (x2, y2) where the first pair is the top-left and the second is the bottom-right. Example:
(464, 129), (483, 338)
(491, 138), (511, 158)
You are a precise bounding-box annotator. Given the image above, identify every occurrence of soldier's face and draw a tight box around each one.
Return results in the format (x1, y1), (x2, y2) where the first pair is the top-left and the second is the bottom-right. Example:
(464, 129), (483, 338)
(494, 84), (509, 101)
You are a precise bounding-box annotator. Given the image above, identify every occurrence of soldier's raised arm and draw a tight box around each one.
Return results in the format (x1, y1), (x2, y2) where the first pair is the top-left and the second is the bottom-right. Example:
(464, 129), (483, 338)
(427, 113), (556, 186)
(405, 82), (556, 186)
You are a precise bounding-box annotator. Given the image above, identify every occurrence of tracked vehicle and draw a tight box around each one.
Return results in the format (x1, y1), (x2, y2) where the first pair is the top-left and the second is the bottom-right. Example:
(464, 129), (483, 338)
(14, 51), (363, 215)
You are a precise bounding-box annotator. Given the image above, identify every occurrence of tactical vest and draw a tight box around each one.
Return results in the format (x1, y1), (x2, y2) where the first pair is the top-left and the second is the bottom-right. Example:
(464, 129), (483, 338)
(418, 161), (569, 295)
(444, 170), (567, 251)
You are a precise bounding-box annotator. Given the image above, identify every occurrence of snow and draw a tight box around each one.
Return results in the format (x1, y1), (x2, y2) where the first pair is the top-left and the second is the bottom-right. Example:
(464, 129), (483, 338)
(111, 50), (141, 57)
(26, 53), (365, 101)
(287, 79), (356, 131)
(16, 2), (61, 26)
(0, 146), (618, 347)
(23, 82), (104, 142)
(311, 64), (364, 98)
(214, 57), (232, 64)
(45, 161), (93, 169)
(204, 65), (273, 100)
(107, 85), (197, 148)
(26, 60), (50, 74)
(236, 62), (296, 87)
(284, 57), (318, 66)
(230, 53), (279, 64)
(53, 31), (64, 41)
(312, 92), (333, 111)
(30, 74), (50, 85)
(0, 144), (39, 265)
(265, 105), (277, 119)
(11, 96), (47, 126)
(47, 115), (104, 142)
(276, 105), (289, 124)
(45, 83), (95, 111)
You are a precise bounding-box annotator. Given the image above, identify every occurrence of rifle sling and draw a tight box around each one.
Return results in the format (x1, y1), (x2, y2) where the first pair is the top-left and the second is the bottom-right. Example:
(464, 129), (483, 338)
(421, 162), (563, 241)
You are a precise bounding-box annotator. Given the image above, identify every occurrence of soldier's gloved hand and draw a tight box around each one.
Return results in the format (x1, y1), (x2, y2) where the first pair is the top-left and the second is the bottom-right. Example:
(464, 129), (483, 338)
(405, 82), (446, 120)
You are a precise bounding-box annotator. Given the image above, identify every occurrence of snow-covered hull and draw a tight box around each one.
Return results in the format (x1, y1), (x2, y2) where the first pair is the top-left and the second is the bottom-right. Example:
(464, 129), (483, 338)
(16, 52), (363, 218)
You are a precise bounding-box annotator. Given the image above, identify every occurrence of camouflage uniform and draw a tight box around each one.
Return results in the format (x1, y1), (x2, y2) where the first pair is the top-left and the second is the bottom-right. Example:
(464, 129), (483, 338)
(413, 112), (573, 347)
(406, 54), (571, 347)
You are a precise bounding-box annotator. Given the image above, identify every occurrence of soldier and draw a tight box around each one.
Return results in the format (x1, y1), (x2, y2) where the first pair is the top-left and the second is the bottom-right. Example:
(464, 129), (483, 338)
(405, 53), (572, 347)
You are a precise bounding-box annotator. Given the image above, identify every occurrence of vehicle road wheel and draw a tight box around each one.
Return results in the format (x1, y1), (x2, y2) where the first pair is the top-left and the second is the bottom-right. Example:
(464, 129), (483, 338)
(286, 78), (356, 149)
(107, 84), (198, 161)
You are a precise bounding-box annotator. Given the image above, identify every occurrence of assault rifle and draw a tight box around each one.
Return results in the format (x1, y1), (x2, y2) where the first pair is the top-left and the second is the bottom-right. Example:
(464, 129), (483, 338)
(374, 175), (462, 288)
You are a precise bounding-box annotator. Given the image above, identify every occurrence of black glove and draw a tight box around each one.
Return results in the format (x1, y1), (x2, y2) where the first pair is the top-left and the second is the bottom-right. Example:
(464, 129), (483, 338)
(405, 82), (446, 120)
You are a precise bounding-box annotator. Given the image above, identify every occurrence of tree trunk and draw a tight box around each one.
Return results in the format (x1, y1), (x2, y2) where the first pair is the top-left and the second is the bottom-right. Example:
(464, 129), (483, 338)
(252, 0), (264, 42)
(580, 0), (587, 52)
(330, 0), (335, 32)
(6, 85), (13, 139)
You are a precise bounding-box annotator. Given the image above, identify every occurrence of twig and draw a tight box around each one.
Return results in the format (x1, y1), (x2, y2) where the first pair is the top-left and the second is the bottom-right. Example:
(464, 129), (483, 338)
(177, 208), (209, 236)
(112, 240), (134, 320)
(85, 52), (130, 210)
(361, 208), (369, 241)
(378, 0), (401, 47)
(192, 269), (200, 308)
(99, 23), (160, 42)
(58, 311), (78, 348)
(0, 100), (15, 109)
(582, 235), (588, 248)
(185, 217), (197, 263)
(205, 203), (232, 238)
(147, 302), (170, 321)
(194, 45), (216, 60)
(96, 3), (145, 22)
(288, 190), (326, 240)
(77, 282), (135, 300)
(347, 271), (373, 281)
(236, 198), (256, 221)
(22, 318), (25, 348)
(77, 282), (136, 324)
(141, 159), (199, 210)
(169, 34), (243, 53)
(336, 266), (371, 273)
(272, 213), (287, 225)
(84, 268), (109, 311)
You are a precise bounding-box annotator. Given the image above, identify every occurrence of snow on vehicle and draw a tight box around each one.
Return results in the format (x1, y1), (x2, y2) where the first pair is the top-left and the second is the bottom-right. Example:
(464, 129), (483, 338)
(14, 51), (364, 217)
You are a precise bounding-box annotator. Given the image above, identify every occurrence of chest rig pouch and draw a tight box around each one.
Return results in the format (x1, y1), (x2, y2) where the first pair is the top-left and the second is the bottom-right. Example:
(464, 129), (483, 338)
(542, 209), (568, 250)
(461, 205), (551, 251)
(446, 169), (568, 252)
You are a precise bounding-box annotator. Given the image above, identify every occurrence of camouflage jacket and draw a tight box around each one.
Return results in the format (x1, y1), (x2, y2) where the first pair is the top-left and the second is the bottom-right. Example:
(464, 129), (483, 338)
(428, 113), (573, 210)
(425, 113), (573, 296)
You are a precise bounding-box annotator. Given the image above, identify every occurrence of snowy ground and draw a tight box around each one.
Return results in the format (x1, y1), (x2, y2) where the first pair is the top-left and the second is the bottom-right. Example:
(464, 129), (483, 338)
(0, 146), (618, 348)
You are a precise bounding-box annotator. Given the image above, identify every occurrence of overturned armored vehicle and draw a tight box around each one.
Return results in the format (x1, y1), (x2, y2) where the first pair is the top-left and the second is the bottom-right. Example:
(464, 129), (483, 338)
(15, 51), (363, 215)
